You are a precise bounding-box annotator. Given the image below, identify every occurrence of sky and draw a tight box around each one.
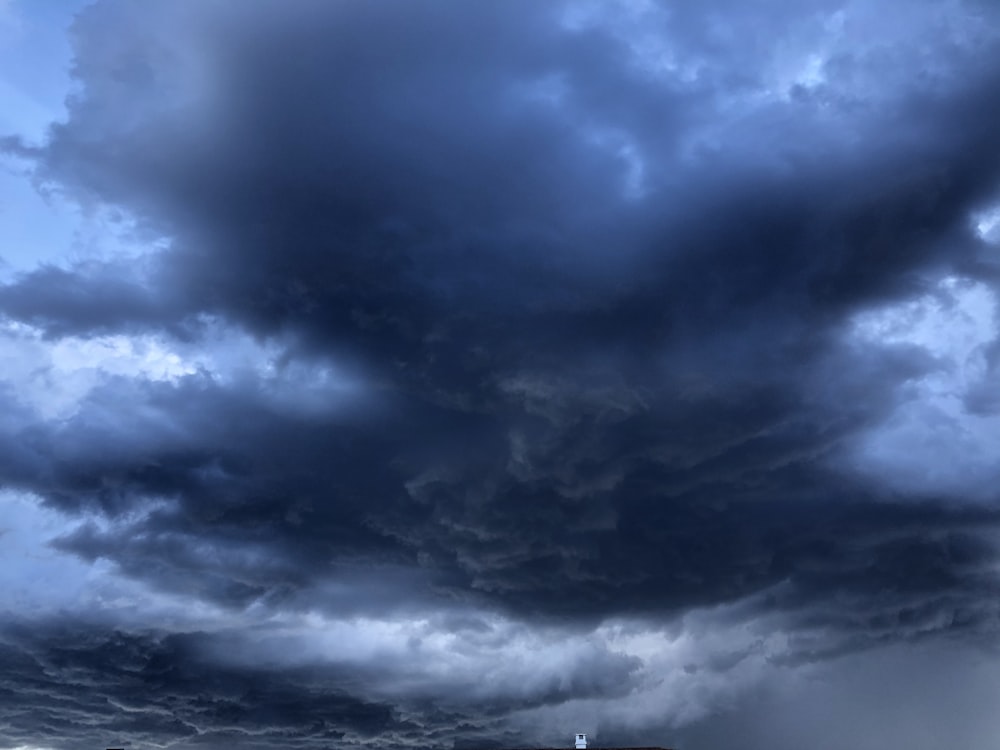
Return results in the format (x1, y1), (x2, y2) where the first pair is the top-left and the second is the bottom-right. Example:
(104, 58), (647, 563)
(1, 1), (1000, 749)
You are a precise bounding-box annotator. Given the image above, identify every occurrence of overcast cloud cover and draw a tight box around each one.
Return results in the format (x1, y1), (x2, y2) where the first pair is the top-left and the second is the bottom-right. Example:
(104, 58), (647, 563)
(1, 0), (1000, 748)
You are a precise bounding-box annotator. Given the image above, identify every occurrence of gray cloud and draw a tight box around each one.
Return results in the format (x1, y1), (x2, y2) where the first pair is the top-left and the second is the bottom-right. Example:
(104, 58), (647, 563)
(0, 618), (420, 750)
(2, 0), (1000, 747)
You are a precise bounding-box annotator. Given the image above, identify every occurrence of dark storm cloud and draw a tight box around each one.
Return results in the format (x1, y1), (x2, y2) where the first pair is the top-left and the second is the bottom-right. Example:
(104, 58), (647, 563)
(3, 0), (1000, 746)
(3, 0), (1000, 623)
(0, 259), (184, 338)
(0, 618), (422, 750)
(0, 614), (648, 750)
(4, 336), (995, 632)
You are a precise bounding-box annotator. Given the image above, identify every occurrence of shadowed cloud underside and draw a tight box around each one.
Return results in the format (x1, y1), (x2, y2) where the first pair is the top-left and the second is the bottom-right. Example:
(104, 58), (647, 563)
(1, 0), (1000, 748)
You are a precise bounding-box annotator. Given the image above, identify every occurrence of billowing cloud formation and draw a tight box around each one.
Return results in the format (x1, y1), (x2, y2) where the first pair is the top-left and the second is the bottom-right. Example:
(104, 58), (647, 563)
(2, 0), (1000, 748)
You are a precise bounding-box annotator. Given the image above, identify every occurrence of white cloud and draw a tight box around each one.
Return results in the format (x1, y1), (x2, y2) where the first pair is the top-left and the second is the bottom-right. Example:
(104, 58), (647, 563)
(973, 203), (1000, 245)
(0, 321), (197, 420)
(845, 276), (1000, 500)
(0, 319), (363, 421)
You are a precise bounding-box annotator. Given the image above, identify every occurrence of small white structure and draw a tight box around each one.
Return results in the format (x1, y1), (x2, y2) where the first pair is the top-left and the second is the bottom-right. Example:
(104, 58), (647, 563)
(575, 734), (588, 749)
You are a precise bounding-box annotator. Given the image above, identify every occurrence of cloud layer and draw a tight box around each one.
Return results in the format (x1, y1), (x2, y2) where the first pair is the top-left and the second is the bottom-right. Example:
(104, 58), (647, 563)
(2, 0), (1000, 747)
